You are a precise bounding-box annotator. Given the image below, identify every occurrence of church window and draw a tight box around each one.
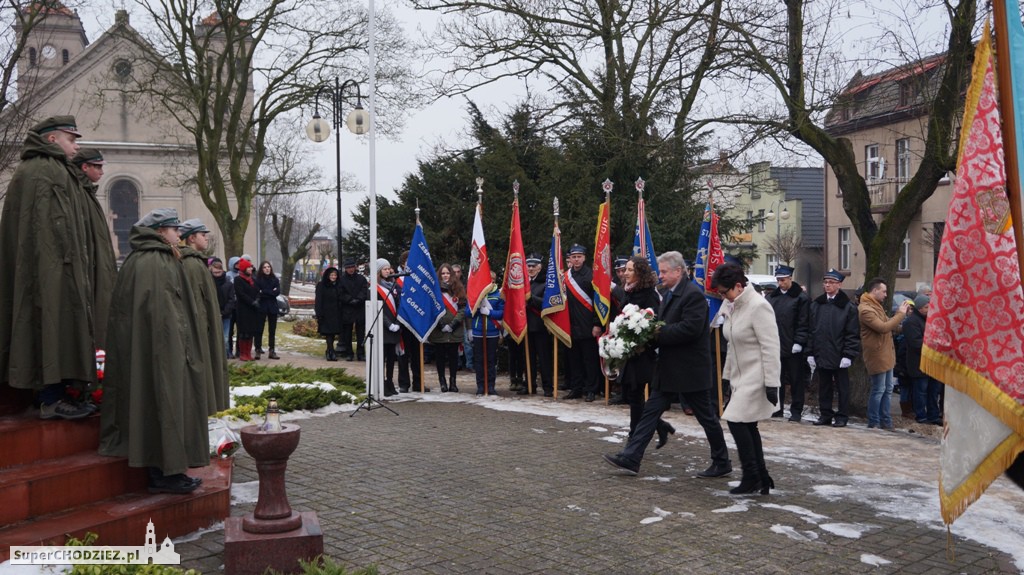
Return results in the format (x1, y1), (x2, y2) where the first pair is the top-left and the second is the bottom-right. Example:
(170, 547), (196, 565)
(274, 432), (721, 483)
(110, 179), (140, 259)
(114, 59), (133, 81)
(62, 49), (69, 65)
(29, 48), (37, 67)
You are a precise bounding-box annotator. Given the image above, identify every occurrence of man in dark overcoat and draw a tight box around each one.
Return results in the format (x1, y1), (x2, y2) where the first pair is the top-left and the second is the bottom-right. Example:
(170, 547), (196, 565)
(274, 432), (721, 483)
(807, 268), (861, 427)
(767, 264), (811, 421)
(563, 244), (602, 401)
(98, 208), (208, 494)
(338, 259), (369, 360)
(0, 116), (96, 419)
(524, 254), (553, 396)
(603, 250), (732, 477)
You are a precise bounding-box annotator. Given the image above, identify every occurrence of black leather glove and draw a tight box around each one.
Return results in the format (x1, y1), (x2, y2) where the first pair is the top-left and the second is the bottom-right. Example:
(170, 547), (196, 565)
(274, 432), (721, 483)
(251, 301), (260, 310)
(766, 387), (779, 404)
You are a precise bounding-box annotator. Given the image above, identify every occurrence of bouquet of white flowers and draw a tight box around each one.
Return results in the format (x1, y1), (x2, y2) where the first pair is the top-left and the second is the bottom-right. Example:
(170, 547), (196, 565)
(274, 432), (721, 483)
(598, 304), (663, 380)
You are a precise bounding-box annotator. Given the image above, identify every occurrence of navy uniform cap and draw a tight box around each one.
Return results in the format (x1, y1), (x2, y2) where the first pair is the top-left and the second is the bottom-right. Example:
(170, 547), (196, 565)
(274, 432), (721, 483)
(774, 265), (794, 278)
(526, 254), (542, 265)
(823, 268), (845, 282)
(614, 256), (628, 269)
(568, 244), (586, 255)
(136, 208), (182, 229)
(31, 115), (82, 137)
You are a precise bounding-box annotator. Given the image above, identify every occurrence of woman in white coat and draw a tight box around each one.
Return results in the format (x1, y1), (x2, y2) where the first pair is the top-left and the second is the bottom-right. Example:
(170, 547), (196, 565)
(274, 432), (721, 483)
(712, 263), (781, 495)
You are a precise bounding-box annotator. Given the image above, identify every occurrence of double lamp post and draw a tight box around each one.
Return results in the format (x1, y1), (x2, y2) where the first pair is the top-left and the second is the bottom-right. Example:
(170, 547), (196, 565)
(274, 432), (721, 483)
(305, 78), (369, 266)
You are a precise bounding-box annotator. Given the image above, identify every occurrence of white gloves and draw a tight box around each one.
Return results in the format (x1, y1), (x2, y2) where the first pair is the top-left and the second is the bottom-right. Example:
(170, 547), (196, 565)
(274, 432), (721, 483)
(441, 324), (453, 333)
(839, 357), (852, 369)
(480, 300), (492, 316)
(711, 313), (726, 328)
(792, 343), (803, 354)
(388, 324), (400, 332)
(807, 356), (816, 370)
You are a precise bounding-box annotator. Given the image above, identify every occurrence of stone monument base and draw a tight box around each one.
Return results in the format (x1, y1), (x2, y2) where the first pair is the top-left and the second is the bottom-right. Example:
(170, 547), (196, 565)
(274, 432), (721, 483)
(223, 511), (323, 575)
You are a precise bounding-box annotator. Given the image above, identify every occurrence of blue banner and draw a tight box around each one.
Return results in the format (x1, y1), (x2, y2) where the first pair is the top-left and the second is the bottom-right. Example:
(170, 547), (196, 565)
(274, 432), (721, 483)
(397, 224), (444, 342)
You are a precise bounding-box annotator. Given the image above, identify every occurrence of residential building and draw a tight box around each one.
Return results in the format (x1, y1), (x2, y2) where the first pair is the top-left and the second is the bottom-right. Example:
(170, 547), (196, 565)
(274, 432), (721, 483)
(1, 7), (256, 262)
(822, 53), (953, 292)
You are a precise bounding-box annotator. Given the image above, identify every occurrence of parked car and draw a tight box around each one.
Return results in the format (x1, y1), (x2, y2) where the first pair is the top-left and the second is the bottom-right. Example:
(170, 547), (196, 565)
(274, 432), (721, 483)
(746, 274), (779, 296)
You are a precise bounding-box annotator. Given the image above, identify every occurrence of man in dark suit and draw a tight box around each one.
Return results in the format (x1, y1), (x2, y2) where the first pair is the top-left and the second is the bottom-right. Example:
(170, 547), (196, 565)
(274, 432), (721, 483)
(603, 251), (732, 477)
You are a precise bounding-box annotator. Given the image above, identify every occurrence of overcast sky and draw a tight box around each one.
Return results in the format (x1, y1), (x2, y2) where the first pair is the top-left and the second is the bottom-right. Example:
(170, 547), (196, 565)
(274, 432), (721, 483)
(74, 0), (955, 231)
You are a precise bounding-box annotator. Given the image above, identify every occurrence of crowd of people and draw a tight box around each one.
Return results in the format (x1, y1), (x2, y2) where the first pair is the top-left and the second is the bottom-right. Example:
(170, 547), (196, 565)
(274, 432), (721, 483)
(0, 115), (941, 500)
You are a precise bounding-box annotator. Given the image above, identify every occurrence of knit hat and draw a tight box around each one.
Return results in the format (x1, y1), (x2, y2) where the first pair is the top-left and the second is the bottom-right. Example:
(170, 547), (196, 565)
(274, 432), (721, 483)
(913, 294), (930, 309)
(237, 258), (254, 273)
(376, 258), (391, 274)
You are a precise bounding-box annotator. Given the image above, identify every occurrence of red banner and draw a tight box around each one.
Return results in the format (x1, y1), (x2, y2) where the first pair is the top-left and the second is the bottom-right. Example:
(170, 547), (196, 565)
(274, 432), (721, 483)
(502, 198), (528, 343)
(592, 200), (612, 326)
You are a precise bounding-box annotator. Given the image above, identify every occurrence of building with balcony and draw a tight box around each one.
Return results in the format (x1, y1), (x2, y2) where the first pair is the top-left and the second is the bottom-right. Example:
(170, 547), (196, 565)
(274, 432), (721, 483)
(822, 53), (954, 291)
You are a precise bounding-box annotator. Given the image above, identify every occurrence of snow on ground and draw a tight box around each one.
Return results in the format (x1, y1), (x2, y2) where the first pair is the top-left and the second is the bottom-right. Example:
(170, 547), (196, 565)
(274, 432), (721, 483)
(411, 392), (1024, 571)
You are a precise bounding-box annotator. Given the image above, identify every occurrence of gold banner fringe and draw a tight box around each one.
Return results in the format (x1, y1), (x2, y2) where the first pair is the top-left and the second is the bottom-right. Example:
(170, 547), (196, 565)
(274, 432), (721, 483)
(937, 432), (1024, 524)
(921, 346), (1024, 438)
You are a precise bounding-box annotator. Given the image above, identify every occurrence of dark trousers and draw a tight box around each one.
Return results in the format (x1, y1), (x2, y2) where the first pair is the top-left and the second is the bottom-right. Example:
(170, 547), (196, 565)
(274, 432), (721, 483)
(527, 329), (553, 392)
(435, 342), (459, 388)
(620, 389), (730, 467)
(508, 339), (526, 383)
(623, 382), (650, 436)
(255, 312), (278, 351)
(398, 328), (422, 390)
(818, 368), (850, 422)
(727, 420), (766, 480)
(568, 336), (601, 394)
(383, 343), (397, 388)
(779, 354), (806, 417)
(340, 322), (366, 358)
(473, 336), (499, 393)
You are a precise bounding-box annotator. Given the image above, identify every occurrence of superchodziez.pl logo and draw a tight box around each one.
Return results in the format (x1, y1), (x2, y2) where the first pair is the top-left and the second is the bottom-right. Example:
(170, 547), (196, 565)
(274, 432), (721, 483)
(11, 520), (180, 565)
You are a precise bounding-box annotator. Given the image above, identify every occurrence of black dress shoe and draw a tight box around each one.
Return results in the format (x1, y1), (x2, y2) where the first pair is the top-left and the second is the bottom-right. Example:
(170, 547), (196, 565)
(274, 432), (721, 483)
(543, 390), (554, 397)
(812, 418), (832, 426)
(516, 387), (529, 395)
(729, 476), (762, 495)
(148, 473), (199, 495)
(832, 419), (848, 428)
(563, 389), (583, 400)
(602, 454), (639, 476)
(771, 410), (784, 418)
(697, 464), (733, 478)
(656, 422), (676, 449)
(584, 392), (596, 402)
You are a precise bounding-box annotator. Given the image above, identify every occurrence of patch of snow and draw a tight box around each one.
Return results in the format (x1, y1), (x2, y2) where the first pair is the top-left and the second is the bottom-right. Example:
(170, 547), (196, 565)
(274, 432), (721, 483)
(860, 554), (891, 566)
(819, 523), (876, 539)
(531, 428), (547, 434)
(770, 524), (819, 542)
(588, 426), (608, 432)
(173, 521), (224, 543)
(600, 435), (624, 444)
(759, 503), (830, 523)
(713, 503), (749, 513)
(641, 476), (673, 483)
(231, 480), (260, 504)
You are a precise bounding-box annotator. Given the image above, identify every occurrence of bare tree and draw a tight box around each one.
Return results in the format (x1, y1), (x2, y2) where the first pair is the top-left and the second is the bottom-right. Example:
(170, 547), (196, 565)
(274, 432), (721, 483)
(710, 0), (975, 295)
(764, 227), (803, 265)
(105, 0), (419, 256)
(0, 1), (78, 188)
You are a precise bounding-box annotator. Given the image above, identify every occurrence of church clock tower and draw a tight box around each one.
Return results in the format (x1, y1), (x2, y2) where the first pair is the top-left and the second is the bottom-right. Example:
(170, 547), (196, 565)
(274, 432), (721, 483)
(15, 2), (89, 93)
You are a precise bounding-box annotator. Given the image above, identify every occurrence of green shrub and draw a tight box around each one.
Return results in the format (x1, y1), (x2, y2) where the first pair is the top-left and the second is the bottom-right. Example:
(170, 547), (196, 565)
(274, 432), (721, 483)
(65, 533), (200, 575)
(228, 364), (362, 390)
(270, 556), (378, 575)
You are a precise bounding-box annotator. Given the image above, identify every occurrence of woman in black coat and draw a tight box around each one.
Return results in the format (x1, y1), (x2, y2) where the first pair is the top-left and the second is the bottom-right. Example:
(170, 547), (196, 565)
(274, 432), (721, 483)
(620, 256), (673, 446)
(315, 267), (343, 361)
(233, 259), (261, 361)
(254, 260), (282, 360)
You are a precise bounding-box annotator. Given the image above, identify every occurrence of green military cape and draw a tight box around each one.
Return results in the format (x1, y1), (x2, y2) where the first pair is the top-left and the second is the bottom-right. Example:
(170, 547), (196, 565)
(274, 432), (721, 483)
(0, 132), (96, 389)
(180, 246), (230, 412)
(73, 169), (118, 348)
(98, 227), (209, 474)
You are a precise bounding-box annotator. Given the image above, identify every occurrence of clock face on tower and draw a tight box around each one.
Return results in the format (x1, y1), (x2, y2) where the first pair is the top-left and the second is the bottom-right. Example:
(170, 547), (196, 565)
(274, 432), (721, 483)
(41, 45), (57, 60)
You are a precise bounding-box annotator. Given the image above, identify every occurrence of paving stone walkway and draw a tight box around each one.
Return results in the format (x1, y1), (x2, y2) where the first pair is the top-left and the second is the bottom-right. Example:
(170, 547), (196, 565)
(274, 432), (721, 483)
(178, 385), (1022, 575)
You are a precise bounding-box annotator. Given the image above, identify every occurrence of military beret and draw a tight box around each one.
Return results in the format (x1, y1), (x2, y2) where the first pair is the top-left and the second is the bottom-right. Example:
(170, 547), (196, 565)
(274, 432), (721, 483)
(136, 208), (182, 229)
(774, 265), (794, 278)
(823, 268), (845, 282)
(178, 218), (210, 239)
(568, 244), (586, 255)
(71, 147), (105, 166)
(31, 115), (82, 137)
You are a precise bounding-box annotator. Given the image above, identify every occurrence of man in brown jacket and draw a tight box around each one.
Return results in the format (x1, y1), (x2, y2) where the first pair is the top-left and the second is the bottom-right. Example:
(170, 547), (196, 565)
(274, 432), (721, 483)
(859, 278), (912, 430)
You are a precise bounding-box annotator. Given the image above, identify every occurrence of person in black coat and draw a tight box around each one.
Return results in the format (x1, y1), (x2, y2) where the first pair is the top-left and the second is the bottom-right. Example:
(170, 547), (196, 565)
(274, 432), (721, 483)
(315, 267), (343, 361)
(902, 294), (942, 424)
(767, 265), (811, 421)
(619, 256), (674, 444)
(564, 244), (602, 401)
(806, 269), (861, 427)
(376, 259), (401, 397)
(525, 254), (553, 396)
(603, 251), (732, 478)
(210, 258), (236, 359)
(254, 261), (282, 360)
(338, 260), (369, 361)
(233, 259), (261, 361)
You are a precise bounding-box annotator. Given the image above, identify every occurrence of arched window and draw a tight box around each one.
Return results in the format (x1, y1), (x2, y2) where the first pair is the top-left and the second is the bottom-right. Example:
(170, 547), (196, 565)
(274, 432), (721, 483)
(109, 179), (140, 259)
(62, 49), (69, 65)
(29, 48), (37, 67)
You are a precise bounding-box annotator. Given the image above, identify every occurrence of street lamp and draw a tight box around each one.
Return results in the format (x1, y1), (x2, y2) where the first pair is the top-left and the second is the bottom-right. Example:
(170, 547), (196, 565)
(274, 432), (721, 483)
(306, 78), (370, 266)
(765, 200), (790, 272)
